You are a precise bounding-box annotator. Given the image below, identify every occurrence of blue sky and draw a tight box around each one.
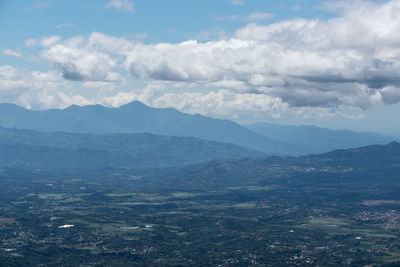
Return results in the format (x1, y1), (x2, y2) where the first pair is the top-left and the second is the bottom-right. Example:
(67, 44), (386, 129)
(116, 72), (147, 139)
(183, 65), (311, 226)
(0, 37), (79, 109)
(1, 0), (400, 136)
(1, 0), (333, 53)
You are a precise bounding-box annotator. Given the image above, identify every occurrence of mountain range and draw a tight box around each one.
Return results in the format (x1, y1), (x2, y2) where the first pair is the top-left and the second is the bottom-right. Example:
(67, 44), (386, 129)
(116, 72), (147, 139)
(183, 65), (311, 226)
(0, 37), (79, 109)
(0, 127), (262, 171)
(0, 101), (297, 155)
(0, 101), (396, 155)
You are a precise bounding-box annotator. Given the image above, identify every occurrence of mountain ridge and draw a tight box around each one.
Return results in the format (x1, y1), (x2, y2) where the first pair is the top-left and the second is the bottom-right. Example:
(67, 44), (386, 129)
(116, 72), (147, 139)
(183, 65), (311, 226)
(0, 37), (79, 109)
(0, 126), (264, 171)
(0, 101), (396, 155)
(246, 122), (396, 154)
(138, 141), (400, 190)
(0, 102), (298, 155)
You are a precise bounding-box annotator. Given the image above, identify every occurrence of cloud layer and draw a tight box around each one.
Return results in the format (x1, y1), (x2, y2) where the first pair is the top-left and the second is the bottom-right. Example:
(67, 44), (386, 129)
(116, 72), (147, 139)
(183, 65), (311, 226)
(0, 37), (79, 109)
(123, 0), (400, 109)
(1, 0), (400, 121)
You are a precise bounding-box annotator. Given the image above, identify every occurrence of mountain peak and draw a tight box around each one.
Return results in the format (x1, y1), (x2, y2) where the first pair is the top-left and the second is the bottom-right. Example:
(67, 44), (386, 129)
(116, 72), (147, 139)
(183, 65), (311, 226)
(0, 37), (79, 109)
(387, 141), (400, 149)
(120, 100), (149, 109)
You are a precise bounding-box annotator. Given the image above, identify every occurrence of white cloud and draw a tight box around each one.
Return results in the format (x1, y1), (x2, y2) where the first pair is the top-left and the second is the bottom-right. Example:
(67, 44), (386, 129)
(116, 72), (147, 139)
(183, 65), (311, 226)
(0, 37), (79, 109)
(106, 0), (135, 14)
(82, 81), (120, 90)
(54, 24), (74, 29)
(244, 12), (274, 21)
(0, 66), (60, 91)
(25, 36), (60, 47)
(101, 84), (288, 121)
(130, 33), (148, 41)
(196, 28), (227, 41)
(0, 65), (89, 109)
(217, 12), (273, 22)
(40, 36), (61, 47)
(39, 33), (130, 82)
(151, 89), (287, 118)
(122, 0), (400, 109)
(3, 49), (22, 58)
(6, 0), (400, 119)
(25, 39), (38, 47)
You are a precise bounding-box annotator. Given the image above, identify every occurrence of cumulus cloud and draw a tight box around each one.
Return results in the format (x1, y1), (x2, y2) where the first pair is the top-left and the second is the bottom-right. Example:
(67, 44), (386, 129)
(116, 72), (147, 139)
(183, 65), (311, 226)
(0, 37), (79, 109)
(101, 84), (288, 121)
(122, 0), (400, 109)
(0, 66), (60, 92)
(39, 33), (130, 82)
(3, 49), (22, 58)
(40, 36), (61, 47)
(25, 39), (38, 47)
(151, 89), (287, 119)
(106, 0), (135, 14)
(8, 0), (400, 116)
(25, 36), (61, 47)
(381, 86), (400, 104)
(0, 65), (363, 122)
(0, 65), (91, 109)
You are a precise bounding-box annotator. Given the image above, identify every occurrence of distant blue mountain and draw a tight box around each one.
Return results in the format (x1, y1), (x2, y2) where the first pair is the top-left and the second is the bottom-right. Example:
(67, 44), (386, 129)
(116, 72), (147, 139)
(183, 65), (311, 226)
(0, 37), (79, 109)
(246, 122), (397, 154)
(0, 101), (297, 155)
(0, 101), (395, 155)
(0, 127), (263, 170)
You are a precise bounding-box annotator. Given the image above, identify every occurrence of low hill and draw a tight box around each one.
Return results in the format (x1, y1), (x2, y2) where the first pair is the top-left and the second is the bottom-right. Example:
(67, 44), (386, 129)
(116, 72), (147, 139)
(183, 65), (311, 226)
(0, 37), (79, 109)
(138, 142), (400, 191)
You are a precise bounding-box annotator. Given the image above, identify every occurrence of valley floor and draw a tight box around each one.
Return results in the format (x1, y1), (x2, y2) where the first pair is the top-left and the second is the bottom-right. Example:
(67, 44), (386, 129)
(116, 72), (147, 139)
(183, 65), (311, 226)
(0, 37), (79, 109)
(0, 173), (399, 266)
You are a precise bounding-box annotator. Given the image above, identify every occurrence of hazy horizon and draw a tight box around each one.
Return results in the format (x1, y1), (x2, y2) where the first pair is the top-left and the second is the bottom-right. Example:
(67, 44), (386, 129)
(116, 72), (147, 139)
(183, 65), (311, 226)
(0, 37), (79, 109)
(0, 100), (400, 138)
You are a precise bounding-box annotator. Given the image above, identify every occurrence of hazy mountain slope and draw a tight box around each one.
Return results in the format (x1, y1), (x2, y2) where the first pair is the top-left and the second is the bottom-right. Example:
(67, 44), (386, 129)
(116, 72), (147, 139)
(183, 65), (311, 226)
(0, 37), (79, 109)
(0, 102), (298, 155)
(315, 141), (400, 167)
(0, 127), (264, 170)
(246, 122), (396, 154)
(138, 142), (400, 191)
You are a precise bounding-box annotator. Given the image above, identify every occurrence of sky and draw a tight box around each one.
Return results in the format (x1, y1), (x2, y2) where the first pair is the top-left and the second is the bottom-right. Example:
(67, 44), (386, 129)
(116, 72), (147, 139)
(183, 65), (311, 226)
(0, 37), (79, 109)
(1, 0), (400, 136)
